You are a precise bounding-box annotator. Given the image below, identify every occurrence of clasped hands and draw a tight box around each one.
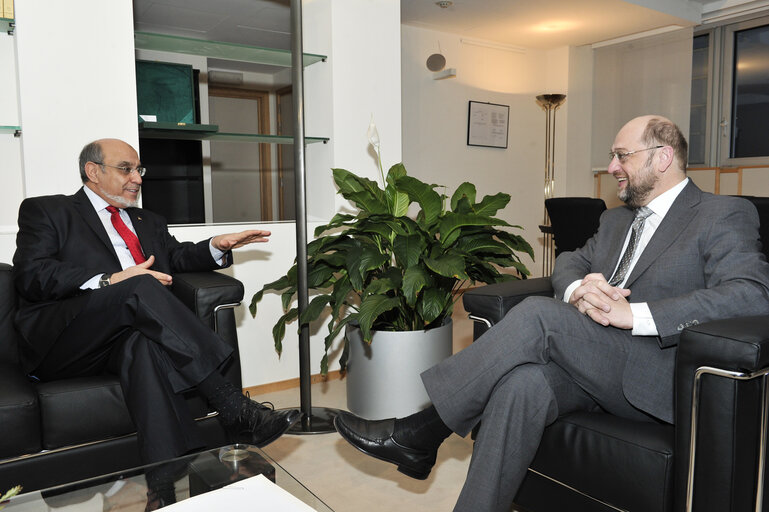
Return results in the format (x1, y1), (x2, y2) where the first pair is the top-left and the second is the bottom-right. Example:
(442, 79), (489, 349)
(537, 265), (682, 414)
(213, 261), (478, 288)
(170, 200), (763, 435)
(569, 273), (633, 329)
(110, 229), (271, 287)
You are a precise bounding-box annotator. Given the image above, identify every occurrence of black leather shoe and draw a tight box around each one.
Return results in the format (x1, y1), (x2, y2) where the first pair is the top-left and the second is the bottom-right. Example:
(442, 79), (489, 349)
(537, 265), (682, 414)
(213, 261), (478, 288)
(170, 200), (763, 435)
(334, 411), (437, 480)
(236, 400), (302, 447)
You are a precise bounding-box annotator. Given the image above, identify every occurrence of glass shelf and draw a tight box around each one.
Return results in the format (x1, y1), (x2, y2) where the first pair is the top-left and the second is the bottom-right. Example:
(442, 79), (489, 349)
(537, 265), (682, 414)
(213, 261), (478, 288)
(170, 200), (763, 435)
(139, 123), (327, 144)
(134, 32), (326, 68)
(1, 17), (14, 35)
(0, 125), (21, 135)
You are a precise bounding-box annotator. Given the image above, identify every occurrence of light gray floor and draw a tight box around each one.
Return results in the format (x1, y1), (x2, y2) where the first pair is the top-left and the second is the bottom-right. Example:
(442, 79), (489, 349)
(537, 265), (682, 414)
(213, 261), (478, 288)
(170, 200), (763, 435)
(255, 378), (475, 512)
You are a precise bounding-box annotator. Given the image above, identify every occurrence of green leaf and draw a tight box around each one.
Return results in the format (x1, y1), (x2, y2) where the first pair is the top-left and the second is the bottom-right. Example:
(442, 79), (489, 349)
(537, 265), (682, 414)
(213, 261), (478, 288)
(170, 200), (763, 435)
(456, 236), (513, 255)
(388, 189), (410, 217)
(358, 295), (401, 341)
(333, 168), (388, 213)
(314, 213), (356, 236)
(393, 233), (426, 269)
(424, 253), (469, 280)
(272, 308), (298, 355)
(439, 213), (511, 247)
(386, 163), (407, 185)
(451, 182), (476, 210)
(496, 230), (535, 259)
(395, 175), (442, 226)
(364, 276), (399, 296)
(358, 244), (389, 273)
(473, 192), (510, 217)
(417, 287), (450, 325)
(248, 288), (264, 317)
(402, 266), (430, 306)
(299, 294), (332, 323)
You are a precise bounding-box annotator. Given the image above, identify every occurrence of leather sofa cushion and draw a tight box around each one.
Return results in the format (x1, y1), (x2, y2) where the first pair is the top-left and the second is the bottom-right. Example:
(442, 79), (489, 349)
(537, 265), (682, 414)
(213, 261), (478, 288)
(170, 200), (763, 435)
(37, 376), (135, 450)
(529, 412), (674, 511)
(36, 376), (215, 450)
(0, 362), (41, 458)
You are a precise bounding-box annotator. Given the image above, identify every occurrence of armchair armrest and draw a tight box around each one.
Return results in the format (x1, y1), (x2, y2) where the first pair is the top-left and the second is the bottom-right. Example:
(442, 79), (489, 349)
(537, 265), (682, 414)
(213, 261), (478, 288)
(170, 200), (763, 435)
(462, 277), (554, 338)
(172, 271), (245, 391)
(463, 277), (553, 325)
(674, 315), (769, 510)
(171, 271), (244, 331)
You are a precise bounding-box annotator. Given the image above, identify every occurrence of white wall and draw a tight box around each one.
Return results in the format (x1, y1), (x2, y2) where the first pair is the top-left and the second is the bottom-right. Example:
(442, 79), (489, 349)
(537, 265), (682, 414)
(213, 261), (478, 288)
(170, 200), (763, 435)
(15, 0), (139, 198)
(1, 0), (403, 389)
(0, 28), (23, 259)
(400, 25), (591, 277)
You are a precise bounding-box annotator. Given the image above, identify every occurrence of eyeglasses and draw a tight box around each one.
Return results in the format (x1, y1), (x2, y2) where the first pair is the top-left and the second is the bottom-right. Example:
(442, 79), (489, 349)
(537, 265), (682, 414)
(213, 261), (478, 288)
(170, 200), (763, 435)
(94, 162), (146, 177)
(608, 145), (663, 164)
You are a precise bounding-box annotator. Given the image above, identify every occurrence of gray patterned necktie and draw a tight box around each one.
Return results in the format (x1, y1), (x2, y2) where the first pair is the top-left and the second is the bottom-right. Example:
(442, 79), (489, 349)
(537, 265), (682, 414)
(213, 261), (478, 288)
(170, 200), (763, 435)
(608, 206), (653, 286)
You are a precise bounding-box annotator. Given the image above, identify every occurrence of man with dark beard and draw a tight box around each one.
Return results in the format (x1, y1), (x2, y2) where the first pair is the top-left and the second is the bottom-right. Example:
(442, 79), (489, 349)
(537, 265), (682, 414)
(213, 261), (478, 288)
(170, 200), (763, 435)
(333, 116), (769, 511)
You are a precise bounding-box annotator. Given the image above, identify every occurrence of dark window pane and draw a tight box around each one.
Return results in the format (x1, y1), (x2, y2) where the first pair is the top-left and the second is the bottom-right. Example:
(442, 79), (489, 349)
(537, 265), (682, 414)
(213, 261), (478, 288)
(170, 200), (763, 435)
(731, 24), (769, 158)
(689, 34), (710, 165)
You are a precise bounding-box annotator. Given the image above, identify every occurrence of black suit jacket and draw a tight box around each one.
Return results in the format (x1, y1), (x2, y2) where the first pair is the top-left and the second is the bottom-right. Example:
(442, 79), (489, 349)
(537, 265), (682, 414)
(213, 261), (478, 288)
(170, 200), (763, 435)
(12, 188), (229, 369)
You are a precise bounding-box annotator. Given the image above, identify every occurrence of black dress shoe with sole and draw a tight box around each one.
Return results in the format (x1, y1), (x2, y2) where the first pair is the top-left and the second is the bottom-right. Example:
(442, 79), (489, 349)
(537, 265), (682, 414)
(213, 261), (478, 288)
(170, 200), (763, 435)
(235, 400), (302, 447)
(334, 411), (437, 480)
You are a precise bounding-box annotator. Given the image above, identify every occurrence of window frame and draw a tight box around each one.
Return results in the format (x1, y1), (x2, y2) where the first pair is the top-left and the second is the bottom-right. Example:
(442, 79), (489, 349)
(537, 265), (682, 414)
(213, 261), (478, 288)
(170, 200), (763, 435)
(717, 15), (769, 167)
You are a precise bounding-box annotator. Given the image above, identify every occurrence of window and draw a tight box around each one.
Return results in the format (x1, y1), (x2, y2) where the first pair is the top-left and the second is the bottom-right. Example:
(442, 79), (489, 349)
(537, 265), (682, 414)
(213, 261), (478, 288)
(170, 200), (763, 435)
(690, 15), (769, 167)
(727, 22), (769, 159)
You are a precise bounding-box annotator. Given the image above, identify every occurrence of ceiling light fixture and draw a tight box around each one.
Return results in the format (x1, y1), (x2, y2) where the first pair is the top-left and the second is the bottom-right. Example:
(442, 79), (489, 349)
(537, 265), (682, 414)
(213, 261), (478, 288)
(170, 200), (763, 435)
(460, 38), (526, 54)
(436, 1), (453, 8)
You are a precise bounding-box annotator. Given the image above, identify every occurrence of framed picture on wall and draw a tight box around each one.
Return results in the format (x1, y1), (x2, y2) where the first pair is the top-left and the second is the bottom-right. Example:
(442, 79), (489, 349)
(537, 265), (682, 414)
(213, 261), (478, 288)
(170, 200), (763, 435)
(467, 101), (509, 149)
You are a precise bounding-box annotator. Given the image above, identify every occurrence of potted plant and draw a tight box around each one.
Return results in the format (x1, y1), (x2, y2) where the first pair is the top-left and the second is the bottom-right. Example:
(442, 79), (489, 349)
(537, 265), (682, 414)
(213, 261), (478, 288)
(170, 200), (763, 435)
(250, 134), (532, 418)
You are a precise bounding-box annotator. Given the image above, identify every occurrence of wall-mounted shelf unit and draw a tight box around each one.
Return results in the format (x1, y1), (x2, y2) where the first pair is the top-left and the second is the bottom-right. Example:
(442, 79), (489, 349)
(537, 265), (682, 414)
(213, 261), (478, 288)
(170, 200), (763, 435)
(1, 125), (21, 135)
(138, 122), (327, 144)
(134, 32), (326, 68)
(1, 18), (14, 35)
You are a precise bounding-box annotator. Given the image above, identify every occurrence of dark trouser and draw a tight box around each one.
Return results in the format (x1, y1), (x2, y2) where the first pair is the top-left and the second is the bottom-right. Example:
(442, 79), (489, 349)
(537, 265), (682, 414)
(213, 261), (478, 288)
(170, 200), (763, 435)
(33, 275), (234, 463)
(421, 296), (661, 512)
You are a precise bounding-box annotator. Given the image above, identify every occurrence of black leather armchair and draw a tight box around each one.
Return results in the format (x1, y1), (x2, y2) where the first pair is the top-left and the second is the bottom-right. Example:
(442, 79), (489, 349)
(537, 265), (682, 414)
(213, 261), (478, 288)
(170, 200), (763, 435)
(463, 196), (769, 511)
(545, 197), (606, 256)
(0, 263), (244, 492)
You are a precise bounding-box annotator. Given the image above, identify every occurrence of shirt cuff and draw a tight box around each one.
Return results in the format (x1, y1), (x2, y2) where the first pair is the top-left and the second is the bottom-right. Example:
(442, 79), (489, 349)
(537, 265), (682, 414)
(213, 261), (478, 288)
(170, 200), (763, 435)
(81, 274), (101, 290)
(631, 302), (658, 336)
(209, 240), (227, 267)
(562, 279), (582, 303)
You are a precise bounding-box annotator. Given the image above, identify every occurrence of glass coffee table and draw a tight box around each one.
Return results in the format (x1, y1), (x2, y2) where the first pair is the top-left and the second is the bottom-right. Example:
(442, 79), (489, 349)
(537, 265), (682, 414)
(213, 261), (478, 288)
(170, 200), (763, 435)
(2, 444), (333, 511)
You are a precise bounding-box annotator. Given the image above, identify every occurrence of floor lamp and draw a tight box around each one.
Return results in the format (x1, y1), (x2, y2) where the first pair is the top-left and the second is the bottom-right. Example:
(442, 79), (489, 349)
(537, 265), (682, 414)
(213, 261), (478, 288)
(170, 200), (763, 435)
(535, 93), (566, 276)
(288, 0), (339, 434)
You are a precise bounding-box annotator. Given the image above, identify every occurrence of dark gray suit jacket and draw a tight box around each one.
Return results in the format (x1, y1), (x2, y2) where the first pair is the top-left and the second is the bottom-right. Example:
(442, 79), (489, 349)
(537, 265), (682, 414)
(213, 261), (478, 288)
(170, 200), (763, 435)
(551, 181), (769, 422)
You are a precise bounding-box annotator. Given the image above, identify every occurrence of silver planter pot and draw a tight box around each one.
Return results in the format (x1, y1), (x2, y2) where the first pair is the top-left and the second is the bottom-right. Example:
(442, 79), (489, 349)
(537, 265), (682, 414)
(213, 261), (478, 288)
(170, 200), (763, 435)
(345, 319), (453, 420)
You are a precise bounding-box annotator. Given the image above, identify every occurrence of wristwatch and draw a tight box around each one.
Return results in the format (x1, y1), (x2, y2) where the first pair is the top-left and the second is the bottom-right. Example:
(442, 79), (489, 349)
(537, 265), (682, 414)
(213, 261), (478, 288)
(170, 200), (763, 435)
(99, 273), (112, 288)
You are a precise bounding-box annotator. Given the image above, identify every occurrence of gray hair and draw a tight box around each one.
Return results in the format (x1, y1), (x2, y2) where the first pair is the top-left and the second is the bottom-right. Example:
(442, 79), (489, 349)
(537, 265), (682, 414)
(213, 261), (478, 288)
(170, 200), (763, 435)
(78, 141), (104, 183)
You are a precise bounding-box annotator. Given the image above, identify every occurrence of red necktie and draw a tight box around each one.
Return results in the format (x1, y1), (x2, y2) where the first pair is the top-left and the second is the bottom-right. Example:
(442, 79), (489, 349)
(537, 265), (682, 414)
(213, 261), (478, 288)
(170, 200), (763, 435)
(106, 206), (146, 264)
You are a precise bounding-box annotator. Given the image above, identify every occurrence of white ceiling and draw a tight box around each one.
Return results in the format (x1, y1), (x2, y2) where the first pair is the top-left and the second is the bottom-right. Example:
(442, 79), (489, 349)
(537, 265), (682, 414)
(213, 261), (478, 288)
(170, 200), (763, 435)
(132, 0), (708, 68)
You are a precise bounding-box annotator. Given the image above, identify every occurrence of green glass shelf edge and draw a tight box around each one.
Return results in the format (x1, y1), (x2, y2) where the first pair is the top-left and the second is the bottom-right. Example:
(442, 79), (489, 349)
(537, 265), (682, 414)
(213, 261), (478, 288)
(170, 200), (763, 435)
(139, 121), (219, 132)
(0, 125), (21, 134)
(139, 127), (327, 144)
(134, 32), (326, 68)
(1, 18), (14, 34)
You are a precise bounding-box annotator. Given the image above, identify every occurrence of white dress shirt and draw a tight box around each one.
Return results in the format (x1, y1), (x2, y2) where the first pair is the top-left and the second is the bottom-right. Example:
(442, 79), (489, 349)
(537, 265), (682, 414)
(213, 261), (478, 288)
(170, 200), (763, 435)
(563, 178), (690, 335)
(80, 186), (225, 289)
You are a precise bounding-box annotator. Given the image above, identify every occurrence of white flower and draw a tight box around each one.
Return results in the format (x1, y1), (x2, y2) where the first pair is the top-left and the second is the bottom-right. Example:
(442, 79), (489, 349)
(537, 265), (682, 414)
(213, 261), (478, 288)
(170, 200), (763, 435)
(367, 116), (380, 151)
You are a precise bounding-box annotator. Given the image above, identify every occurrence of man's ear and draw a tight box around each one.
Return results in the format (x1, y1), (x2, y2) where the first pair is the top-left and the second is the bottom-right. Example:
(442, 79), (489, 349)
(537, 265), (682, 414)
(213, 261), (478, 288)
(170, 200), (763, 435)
(657, 146), (673, 173)
(84, 162), (101, 183)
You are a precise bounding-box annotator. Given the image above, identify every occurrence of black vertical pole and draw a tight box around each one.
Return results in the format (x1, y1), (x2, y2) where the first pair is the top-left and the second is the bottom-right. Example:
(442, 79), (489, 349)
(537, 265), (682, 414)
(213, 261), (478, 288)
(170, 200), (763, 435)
(287, 0), (339, 434)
